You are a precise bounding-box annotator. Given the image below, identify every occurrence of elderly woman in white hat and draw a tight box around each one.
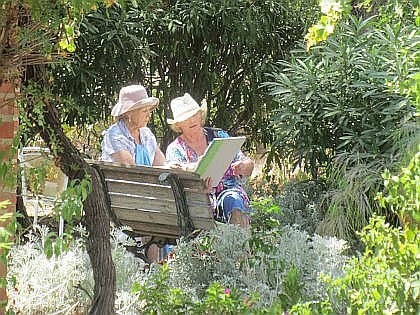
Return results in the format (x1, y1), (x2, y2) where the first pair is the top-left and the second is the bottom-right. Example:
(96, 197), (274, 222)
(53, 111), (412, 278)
(166, 93), (254, 228)
(101, 84), (165, 166)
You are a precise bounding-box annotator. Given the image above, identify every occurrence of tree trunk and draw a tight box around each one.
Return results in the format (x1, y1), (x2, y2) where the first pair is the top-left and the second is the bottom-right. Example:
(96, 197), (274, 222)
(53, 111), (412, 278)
(2, 1), (116, 313)
(30, 97), (116, 314)
(84, 168), (116, 314)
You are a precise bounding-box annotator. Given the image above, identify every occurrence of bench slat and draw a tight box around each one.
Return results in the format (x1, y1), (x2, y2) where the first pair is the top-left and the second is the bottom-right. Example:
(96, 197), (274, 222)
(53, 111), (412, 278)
(91, 160), (200, 178)
(106, 179), (209, 203)
(90, 160), (203, 190)
(119, 219), (181, 238)
(101, 169), (202, 190)
(109, 193), (210, 216)
(113, 207), (214, 230)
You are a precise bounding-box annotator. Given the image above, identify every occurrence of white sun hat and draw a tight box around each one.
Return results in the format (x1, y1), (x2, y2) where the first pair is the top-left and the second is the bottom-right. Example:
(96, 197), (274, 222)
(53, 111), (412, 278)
(167, 93), (207, 125)
(111, 84), (159, 117)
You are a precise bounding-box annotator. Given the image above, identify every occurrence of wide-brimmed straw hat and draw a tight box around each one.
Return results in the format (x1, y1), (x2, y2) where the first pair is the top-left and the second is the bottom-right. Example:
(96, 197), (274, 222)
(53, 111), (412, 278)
(167, 93), (207, 125)
(111, 85), (159, 117)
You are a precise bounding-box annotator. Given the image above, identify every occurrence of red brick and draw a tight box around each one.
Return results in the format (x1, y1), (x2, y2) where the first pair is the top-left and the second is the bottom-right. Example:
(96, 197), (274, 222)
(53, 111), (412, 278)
(0, 115), (13, 123)
(0, 121), (17, 138)
(0, 102), (15, 116)
(0, 83), (14, 94)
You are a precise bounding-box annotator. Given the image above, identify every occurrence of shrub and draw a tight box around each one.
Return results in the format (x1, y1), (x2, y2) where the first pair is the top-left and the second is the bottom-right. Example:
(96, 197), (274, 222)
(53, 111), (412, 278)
(277, 180), (326, 235)
(250, 180), (327, 236)
(7, 227), (146, 314)
(324, 216), (419, 314)
(7, 226), (92, 314)
(134, 267), (253, 314)
(266, 14), (417, 178)
(144, 223), (348, 310)
(378, 150), (420, 227)
(265, 10), (418, 239)
(290, 151), (420, 314)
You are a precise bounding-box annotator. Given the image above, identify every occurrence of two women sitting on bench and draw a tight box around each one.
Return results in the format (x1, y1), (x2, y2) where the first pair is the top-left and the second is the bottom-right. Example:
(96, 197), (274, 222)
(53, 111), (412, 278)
(101, 85), (254, 230)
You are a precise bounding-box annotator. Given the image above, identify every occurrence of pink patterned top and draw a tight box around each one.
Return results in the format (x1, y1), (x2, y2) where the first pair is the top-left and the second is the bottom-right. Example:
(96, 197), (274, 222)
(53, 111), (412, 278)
(165, 128), (250, 214)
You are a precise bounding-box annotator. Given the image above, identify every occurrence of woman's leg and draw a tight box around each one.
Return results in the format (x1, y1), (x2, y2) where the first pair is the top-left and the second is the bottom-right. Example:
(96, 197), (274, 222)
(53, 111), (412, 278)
(141, 236), (159, 262)
(217, 189), (250, 228)
(229, 208), (250, 228)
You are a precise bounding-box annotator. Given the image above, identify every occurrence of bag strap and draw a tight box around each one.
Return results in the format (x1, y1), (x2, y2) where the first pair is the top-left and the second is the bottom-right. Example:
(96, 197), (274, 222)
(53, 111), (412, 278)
(204, 127), (222, 142)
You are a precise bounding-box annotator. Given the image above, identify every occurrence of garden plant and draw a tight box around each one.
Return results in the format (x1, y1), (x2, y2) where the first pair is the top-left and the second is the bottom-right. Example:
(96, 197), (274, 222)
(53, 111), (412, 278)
(0, 0), (418, 314)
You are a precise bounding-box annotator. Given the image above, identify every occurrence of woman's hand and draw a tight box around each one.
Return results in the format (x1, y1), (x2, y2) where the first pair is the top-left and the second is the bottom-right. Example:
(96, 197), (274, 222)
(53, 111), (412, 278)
(203, 176), (213, 193)
(231, 159), (254, 176)
(169, 162), (197, 172)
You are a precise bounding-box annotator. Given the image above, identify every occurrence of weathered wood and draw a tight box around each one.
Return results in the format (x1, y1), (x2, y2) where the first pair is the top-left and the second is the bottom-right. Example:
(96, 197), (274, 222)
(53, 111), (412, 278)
(106, 179), (208, 202)
(88, 160), (215, 241)
(92, 160), (204, 190)
(113, 207), (214, 230)
(109, 193), (210, 216)
(119, 219), (182, 238)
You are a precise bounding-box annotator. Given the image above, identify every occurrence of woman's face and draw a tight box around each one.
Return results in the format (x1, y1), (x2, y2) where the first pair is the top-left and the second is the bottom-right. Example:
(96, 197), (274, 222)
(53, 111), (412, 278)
(127, 106), (153, 128)
(177, 112), (202, 135)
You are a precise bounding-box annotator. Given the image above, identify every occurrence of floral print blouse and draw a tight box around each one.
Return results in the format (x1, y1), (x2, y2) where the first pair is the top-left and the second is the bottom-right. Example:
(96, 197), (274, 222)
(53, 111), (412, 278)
(165, 128), (250, 212)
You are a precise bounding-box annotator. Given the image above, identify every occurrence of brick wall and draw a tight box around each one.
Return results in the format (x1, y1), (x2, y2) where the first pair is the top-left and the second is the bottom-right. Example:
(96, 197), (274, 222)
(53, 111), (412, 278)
(0, 79), (19, 309)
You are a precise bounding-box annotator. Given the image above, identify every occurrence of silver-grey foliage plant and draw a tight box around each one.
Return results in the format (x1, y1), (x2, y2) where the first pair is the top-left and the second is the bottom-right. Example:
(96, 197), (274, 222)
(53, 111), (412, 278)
(7, 226), (147, 314)
(164, 223), (348, 307)
(7, 224), (348, 312)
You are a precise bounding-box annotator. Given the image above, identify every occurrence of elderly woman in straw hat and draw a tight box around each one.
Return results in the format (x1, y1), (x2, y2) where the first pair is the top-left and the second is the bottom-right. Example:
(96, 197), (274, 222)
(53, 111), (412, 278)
(101, 84), (165, 166)
(101, 84), (165, 261)
(166, 93), (254, 228)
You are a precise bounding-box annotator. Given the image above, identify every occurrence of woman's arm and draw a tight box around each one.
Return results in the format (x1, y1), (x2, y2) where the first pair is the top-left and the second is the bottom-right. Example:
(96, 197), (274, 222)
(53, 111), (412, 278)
(110, 150), (135, 165)
(153, 147), (166, 166)
(231, 158), (254, 176)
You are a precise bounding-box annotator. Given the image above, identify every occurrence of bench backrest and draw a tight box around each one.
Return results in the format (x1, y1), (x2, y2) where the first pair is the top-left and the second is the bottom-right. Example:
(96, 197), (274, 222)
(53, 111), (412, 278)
(89, 161), (213, 239)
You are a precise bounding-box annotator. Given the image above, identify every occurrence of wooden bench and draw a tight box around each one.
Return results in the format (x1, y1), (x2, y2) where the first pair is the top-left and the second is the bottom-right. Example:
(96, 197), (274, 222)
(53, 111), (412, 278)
(89, 160), (214, 261)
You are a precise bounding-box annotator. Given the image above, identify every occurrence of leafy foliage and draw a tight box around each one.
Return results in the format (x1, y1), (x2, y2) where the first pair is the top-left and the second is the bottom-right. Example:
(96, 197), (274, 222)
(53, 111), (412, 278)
(305, 0), (351, 50)
(277, 180), (327, 234)
(51, 4), (151, 126)
(0, 0), (117, 70)
(0, 201), (15, 309)
(290, 152), (420, 314)
(331, 216), (419, 314)
(251, 180), (327, 236)
(150, 223), (347, 309)
(52, 0), (319, 148)
(266, 14), (417, 177)
(378, 150), (420, 227)
(134, 268), (253, 315)
(55, 177), (92, 223)
(265, 8), (418, 238)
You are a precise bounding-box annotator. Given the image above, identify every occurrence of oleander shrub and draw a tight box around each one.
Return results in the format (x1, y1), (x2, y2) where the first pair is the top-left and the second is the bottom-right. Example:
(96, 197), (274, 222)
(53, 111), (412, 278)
(265, 10), (418, 239)
(266, 13), (417, 179)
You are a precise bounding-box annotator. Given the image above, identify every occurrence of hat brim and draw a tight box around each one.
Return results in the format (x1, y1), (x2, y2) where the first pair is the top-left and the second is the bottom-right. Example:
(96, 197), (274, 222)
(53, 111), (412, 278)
(112, 97), (159, 117)
(167, 103), (207, 125)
